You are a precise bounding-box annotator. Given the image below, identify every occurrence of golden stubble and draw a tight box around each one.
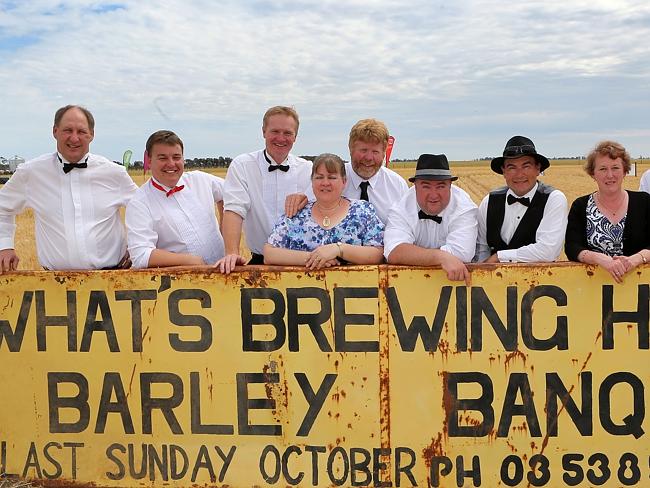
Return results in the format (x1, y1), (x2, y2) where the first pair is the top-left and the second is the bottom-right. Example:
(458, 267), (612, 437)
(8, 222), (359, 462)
(4, 163), (646, 269)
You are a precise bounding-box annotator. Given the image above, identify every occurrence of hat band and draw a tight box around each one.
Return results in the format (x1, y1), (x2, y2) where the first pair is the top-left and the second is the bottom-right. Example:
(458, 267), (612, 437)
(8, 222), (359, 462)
(503, 144), (536, 157)
(415, 169), (453, 177)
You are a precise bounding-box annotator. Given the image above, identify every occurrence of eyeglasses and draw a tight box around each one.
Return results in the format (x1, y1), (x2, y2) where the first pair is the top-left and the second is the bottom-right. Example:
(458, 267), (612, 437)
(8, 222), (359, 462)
(504, 145), (536, 157)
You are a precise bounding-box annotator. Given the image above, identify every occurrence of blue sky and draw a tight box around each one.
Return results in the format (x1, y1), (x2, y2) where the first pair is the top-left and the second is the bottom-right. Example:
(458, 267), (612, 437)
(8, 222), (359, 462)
(1, 0), (649, 161)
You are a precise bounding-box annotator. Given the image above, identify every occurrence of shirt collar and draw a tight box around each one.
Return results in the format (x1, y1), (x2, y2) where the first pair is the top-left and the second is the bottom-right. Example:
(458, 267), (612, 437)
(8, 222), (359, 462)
(263, 149), (289, 166)
(151, 174), (185, 192)
(350, 165), (381, 189)
(506, 181), (539, 200)
(57, 152), (90, 165)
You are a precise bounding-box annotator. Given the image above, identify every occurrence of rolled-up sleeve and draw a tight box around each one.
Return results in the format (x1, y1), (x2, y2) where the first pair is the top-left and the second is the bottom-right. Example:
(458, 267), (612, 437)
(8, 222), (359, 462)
(441, 203), (478, 262)
(209, 173), (225, 202)
(125, 198), (157, 269)
(0, 167), (28, 250)
(223, 161), (251, 219)
(383, 207), (415, 258)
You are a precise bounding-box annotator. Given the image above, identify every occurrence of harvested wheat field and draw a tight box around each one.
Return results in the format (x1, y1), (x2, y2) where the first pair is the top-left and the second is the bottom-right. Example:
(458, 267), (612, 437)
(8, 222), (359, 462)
(4, 161), (648, 270)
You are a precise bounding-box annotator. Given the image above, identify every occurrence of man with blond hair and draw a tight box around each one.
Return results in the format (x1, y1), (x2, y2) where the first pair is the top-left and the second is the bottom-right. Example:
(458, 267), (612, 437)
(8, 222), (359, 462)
(0, 104), (137, 272)
(341, 118), (408, 223)
(216, 106), (312, 273)
(287, 118), (408, 224)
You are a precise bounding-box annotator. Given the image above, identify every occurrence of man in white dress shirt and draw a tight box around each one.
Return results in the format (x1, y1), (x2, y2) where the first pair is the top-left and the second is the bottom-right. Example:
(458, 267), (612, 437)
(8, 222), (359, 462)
(286, 118), (408, 224)
(475, 136), (568, 263)
(216, 106), (312, 273)
(126, 130), (225, 268)
(385, 154), (477, 284)
(0, 105), (137, 272)
(342, 118), (408, 223)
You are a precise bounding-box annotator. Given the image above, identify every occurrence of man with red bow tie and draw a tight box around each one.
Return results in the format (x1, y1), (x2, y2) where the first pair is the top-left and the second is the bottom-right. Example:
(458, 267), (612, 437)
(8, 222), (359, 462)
(126, 130), (225, 268)
(0, 105), (137, 272)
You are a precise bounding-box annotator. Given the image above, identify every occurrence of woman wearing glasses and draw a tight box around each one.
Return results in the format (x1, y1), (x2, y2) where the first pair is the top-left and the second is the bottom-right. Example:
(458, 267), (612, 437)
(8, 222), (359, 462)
(264, 153), (384, 269)
(565, 141), (650, 282)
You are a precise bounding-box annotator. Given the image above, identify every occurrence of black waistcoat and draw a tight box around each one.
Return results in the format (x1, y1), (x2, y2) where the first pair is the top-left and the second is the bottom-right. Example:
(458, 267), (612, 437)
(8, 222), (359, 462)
(486, 182), (555, 253)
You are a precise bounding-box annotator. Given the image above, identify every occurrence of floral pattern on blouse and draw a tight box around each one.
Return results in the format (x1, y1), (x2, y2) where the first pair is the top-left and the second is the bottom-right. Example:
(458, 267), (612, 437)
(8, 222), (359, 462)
(268, 199), (384, 251)
(586, 194), (626, 256)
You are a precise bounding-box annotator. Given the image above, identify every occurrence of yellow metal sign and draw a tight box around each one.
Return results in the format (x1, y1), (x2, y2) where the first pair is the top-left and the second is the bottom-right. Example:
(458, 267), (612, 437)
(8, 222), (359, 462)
(0, 264), (648, 487)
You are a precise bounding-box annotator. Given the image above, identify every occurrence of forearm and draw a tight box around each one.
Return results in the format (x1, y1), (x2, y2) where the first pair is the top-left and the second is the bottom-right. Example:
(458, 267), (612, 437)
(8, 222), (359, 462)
(263, 244), (311, 265)
(626, 250), (648, 268)
(577, 249), (610, 266)
(387, 243), (453, 266)
(338, 243), (383, 264)
(147, 249), (204, 267)
(222, 211), (244, 254)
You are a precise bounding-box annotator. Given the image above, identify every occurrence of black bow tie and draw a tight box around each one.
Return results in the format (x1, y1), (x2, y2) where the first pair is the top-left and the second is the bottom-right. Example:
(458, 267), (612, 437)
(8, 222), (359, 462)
(268, 164), (289, 172)
(63, 162), (88, 173)
(507, 194), (530, 206)
(418, 210), (442, 223)
(264, 150), (289, 172)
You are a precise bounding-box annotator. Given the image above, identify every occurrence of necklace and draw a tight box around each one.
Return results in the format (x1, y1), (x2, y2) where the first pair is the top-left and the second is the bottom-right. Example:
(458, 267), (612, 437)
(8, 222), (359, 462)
(596, 191), (626, 216)
(316, 199), (341, 227)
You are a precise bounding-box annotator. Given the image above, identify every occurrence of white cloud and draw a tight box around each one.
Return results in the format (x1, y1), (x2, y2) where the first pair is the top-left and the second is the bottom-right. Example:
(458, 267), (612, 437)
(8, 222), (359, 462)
(1, 0), (649, 160)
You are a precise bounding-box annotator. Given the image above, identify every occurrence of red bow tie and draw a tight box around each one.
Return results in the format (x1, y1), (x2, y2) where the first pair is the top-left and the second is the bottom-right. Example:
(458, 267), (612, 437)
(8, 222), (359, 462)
(151, 179), (184, 197)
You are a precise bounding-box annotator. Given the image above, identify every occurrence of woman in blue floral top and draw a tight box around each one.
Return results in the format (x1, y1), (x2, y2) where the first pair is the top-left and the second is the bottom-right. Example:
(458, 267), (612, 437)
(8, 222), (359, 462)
(264, 153), (384, 269)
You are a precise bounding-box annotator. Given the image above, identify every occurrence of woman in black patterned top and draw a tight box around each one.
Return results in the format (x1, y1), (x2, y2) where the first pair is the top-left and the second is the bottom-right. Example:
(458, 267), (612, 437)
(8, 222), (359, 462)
(565, 140), (650, 283)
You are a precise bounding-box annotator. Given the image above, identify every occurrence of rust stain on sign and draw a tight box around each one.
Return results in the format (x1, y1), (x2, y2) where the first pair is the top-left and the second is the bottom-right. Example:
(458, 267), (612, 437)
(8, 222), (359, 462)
(0, 264), (646, 487)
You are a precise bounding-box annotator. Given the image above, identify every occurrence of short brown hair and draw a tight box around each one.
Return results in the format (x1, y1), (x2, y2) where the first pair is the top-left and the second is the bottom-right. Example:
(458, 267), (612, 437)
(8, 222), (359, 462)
(54, 105), (95, 132)
(262, 106), (299, 133)
(348, 118), (389, 151)
(146, 130), (184, 157)
(584, 140), (631, 175)
(311, 153), (346, 179)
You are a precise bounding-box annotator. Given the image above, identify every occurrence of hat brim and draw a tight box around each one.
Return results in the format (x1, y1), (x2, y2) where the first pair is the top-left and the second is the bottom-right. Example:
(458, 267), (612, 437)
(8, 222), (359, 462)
(409, 175), (459, 182)
(490, 154), (550, 174)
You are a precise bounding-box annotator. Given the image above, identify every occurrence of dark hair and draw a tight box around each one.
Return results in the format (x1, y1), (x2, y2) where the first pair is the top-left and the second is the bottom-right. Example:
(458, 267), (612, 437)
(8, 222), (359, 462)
(311, 153), (346, 179)
(146, 130), (184, 157)
(54, 105), (95, 131)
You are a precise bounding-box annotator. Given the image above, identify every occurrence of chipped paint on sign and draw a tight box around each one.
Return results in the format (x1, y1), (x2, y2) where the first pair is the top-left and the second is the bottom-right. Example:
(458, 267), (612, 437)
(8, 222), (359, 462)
(0, 263), (648, 487)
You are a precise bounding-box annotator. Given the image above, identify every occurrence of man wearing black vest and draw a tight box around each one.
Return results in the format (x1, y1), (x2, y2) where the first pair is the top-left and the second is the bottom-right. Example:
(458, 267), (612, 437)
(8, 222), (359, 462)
(475, 136), (568, 263)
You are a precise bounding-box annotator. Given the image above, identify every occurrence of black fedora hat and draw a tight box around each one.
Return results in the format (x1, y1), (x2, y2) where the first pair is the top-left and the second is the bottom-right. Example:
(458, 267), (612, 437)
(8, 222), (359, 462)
(490, 136), (550, 174)
(409, 154), (458, 182)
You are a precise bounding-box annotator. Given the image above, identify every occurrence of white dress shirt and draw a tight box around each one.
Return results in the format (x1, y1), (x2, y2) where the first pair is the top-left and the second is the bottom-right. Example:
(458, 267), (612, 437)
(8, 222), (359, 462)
(343, 163), (409, 224)
(0, 152), (137, 270)
(126, 171), (225, 268)
(640, 170), (650, 193)
(384, 185), (478, 261)
(475, 183), (568, 262)
(223, 149), (312, 254)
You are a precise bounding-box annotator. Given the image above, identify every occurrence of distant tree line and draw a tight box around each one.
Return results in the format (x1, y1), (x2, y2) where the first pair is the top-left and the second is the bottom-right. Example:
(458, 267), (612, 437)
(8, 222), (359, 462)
(126, 157), (234, 169)
(124, 155), (333, 168)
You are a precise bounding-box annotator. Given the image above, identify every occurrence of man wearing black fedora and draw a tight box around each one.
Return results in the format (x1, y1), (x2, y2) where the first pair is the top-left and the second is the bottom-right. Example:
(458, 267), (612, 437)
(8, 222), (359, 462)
(475, 136), (568, 263)
(385, 154), (477, 283)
